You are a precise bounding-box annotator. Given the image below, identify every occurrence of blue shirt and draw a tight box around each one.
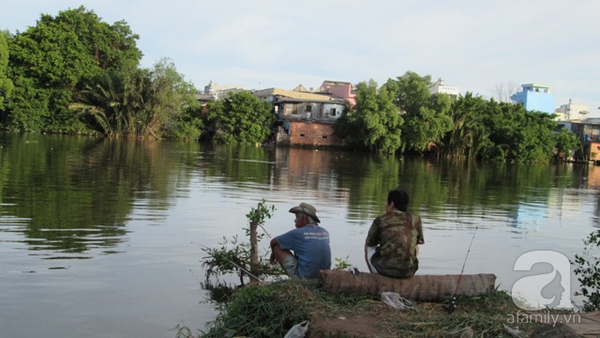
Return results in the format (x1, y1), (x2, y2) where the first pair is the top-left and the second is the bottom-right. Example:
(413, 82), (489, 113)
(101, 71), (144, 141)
(276, 224), (331, 278)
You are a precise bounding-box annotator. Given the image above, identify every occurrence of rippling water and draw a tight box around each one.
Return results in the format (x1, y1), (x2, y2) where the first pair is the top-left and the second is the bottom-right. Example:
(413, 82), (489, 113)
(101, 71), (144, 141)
(0, 133), (599, 337)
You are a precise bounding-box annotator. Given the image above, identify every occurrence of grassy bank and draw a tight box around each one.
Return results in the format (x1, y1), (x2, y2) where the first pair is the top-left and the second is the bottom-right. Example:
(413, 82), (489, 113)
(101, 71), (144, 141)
(176, 278), (562, 338)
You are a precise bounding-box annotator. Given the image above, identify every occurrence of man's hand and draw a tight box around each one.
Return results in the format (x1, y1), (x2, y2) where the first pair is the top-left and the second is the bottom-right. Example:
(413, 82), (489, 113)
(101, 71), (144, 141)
(269, 250), (277, 265)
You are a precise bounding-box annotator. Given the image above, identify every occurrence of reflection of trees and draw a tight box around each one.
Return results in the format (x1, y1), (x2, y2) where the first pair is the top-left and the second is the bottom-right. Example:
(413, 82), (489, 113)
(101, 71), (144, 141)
(0, 133), (198, 257)
(200, 145), (275, 184)
(198, 146), (586, 227)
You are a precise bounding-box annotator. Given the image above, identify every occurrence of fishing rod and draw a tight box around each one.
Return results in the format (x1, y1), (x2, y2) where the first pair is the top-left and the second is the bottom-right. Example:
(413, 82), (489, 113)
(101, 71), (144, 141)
(448, 225), (478, 314)
(195, 242), (261, 282)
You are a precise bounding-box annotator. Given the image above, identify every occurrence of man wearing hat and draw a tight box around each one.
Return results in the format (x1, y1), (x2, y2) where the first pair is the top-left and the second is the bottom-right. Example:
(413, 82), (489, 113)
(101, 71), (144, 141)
(270, 202), (331, 279)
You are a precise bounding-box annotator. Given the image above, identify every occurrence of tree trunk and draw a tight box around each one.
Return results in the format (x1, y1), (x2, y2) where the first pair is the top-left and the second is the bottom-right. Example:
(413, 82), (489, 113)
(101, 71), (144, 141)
(249, 221), (259, 279)
(320, 270), (496, 302)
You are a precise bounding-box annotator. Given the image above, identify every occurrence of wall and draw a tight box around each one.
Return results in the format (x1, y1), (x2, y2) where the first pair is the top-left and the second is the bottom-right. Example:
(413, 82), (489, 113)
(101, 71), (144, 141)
(276, 121), (343, 147)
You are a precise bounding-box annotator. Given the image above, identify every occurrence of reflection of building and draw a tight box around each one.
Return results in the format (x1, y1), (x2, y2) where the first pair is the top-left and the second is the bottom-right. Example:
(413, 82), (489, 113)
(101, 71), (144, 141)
(554, 99), (589, 121)
(511, 83), (555, 114)
(429, 78), (460, 99)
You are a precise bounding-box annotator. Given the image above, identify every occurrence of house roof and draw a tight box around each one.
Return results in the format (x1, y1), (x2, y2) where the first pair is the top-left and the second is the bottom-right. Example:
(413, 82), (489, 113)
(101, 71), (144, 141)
(253, 87), (339, 102)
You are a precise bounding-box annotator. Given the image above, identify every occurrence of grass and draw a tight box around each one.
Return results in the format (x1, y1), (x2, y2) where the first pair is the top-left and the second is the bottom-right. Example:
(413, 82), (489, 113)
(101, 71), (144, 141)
(179, 279), (570, 338)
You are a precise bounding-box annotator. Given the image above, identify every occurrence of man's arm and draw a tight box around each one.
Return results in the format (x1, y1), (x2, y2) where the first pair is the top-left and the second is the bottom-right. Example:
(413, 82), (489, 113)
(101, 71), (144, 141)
(270, 237), (279, 264)
(364, 244), (373, 273)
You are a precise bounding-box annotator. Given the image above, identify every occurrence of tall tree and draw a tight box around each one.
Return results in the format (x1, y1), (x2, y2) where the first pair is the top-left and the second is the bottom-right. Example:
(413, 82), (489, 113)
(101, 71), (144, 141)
(444, 92), (492, 159)
(0, 31), (14, 113)
(334, 80), (403, 155)
(5, 6), (142, 133)
(71, 58), (201, 139)
(206, 91), (274, 145)
(383, 71), (452, 154)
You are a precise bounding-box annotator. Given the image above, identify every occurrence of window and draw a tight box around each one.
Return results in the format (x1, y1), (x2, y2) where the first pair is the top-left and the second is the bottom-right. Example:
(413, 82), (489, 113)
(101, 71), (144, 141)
(331, 108), (337, 117)
(300, 133), (306, 137)
(306, 105), (312, 113)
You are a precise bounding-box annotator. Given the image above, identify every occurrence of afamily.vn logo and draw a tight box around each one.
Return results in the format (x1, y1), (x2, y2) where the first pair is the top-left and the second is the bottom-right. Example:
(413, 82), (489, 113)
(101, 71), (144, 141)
(511, 250), (572, 310)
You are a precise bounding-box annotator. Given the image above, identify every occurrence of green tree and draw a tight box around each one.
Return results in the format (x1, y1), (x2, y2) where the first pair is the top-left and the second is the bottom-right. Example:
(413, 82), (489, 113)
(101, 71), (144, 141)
(4, 6), (142, 133)
(334, 80), (403, 155)
(383, 72), (453, 154)
(71, 58), (200, 139)
(479, 101), (556, 163)
(145, 58), (202, 140)
(0, 31), (14, 112)
(553, 129), (580, 162)
(444, 92), (492, 159)
(206, 91), (274, 144)
(402, 95), (453, 155)
(384, 71), (432, 115)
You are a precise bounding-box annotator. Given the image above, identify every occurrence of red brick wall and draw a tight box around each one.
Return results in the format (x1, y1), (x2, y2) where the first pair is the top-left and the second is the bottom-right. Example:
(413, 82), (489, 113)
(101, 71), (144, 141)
(285, 121), (343, 147)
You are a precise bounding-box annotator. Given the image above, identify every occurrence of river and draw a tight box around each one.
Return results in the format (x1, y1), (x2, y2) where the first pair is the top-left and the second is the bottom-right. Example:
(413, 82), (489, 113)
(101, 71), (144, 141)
(0, 132), (598, 337)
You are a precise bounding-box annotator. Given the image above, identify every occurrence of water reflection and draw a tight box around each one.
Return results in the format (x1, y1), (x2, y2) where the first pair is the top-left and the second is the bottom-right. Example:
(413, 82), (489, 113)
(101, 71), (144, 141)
(1, 133), (599, 337)
(0, 133), (201, 259)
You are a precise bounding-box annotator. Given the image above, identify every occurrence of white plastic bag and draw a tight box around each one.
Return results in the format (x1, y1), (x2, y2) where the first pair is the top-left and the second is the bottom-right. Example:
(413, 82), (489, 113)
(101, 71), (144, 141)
(381, 292), (416, 310)
(284, 320), (309, 338)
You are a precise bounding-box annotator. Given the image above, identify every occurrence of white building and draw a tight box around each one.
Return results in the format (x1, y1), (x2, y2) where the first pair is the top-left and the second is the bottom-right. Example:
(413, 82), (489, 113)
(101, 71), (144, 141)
(554, 99), (589, 121)
(429, 78), (460, 98)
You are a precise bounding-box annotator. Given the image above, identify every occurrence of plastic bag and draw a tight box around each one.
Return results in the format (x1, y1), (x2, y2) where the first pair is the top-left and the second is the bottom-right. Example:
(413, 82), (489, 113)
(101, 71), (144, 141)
(381, 292), (416, 310)
(284, 320), (309, 338)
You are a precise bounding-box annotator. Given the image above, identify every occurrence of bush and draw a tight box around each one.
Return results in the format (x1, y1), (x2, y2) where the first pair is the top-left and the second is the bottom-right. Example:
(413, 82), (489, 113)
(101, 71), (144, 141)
(573, 229), (600, 311)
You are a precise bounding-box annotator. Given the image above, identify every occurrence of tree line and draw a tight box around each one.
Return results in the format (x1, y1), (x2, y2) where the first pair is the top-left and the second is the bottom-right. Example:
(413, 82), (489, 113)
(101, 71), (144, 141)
(335, 75), (580, 162)
(0, 6), (580, 162)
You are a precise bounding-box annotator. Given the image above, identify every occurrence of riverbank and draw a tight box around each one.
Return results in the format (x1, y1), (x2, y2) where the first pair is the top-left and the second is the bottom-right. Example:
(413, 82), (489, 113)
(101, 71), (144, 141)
(188, 278), (582, 338)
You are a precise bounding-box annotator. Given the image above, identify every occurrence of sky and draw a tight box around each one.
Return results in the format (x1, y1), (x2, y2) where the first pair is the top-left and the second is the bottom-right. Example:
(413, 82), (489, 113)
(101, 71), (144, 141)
(2, 0), (599, 115)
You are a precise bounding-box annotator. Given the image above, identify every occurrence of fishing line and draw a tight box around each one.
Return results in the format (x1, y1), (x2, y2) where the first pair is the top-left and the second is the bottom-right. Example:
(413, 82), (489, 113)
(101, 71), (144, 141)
(449, 226), (478, 313)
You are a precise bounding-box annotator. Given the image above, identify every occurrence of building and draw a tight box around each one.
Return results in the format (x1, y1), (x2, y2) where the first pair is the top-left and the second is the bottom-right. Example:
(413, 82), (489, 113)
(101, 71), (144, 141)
(317, 80), (356, 106)
(429, 78), (460, 99)
(557, 119), (600, 161)
(554, 99), (589, 121)
(201, 80), (244, 100)
(253, 86), (346, 147)
(510, 83), (555, 114)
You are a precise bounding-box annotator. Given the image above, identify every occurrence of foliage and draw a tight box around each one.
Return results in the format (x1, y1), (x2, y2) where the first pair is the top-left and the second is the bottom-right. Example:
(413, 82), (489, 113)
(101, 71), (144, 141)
(199, 280), (314, 338)
(384, 71), (433, 116)
(206, 91), (275, 145)
(71, 58), (200, 139)
(333, 256), (352, 270)
(383, 72), (459, 155)
(191, 279), (544, 338)
(573, 229), (600, 311)
(4, 6), (142, 133)
(201, 200), (284, 285)
(0, 31), (14, 112)
(334, 79), (403, 155)
(553, 129), (580, 162)
(444, 92), (492, 159)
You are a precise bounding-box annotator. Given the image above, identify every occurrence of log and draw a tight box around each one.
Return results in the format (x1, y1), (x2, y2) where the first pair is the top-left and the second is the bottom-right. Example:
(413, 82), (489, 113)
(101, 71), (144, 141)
(320, 270), (496, 302)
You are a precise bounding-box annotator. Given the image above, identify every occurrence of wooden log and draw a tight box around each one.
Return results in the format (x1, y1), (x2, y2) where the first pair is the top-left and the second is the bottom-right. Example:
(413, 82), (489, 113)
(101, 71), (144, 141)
(320, 270), (496, 302)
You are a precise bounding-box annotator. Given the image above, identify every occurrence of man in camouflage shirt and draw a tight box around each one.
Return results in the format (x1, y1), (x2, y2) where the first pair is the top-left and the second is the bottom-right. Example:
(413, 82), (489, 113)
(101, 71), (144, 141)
(364, 189), (424, 278)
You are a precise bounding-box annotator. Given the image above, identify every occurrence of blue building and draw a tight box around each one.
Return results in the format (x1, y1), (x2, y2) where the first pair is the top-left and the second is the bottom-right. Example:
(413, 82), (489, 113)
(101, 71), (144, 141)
(511, 83), (555, 114)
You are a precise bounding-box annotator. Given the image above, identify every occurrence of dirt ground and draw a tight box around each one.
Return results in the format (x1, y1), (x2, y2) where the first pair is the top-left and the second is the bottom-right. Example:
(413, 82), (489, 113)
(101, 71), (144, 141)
(309, 311), (392, 338)
(307, 300), (446, 338)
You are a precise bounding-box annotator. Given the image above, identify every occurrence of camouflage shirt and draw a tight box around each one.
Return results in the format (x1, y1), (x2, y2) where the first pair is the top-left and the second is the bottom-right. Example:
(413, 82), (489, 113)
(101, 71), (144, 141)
(365, 209), (424, 278)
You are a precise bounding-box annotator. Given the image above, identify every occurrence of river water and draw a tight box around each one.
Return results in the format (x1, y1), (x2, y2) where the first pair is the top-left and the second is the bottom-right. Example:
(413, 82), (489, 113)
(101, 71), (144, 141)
(0, 133), (598, 337)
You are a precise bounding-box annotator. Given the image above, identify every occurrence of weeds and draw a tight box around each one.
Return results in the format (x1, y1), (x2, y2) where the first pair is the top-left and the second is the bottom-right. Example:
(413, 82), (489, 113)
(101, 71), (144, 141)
(573, 229), (600, 311)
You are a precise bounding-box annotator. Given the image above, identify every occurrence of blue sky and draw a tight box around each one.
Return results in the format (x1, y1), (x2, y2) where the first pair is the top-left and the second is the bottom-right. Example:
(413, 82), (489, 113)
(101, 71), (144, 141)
(2, 1), (599, 115)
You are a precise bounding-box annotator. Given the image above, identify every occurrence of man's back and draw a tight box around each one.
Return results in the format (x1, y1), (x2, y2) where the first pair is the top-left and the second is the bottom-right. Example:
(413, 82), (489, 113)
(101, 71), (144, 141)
(276, 224), (331, 278)
(366, 210), (424, 278)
